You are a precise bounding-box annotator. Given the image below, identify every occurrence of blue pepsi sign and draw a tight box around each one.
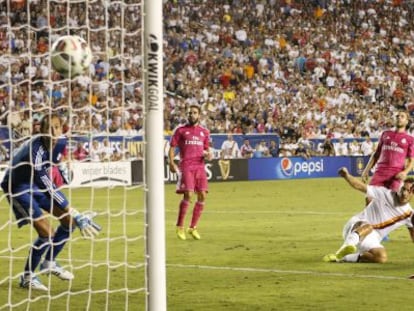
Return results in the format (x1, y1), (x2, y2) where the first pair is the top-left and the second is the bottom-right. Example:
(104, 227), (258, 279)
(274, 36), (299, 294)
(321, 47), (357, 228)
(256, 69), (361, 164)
(249, 156), (353, 180)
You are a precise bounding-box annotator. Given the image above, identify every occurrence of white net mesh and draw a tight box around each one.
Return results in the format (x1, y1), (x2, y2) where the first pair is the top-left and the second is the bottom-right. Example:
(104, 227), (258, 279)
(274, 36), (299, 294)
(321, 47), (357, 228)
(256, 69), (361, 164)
(0, 1), (146, 309)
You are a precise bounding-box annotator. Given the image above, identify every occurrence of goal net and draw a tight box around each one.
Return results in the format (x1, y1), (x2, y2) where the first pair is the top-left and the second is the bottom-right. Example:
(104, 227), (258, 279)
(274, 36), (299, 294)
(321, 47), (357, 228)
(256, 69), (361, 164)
(0, 0), (165, 310)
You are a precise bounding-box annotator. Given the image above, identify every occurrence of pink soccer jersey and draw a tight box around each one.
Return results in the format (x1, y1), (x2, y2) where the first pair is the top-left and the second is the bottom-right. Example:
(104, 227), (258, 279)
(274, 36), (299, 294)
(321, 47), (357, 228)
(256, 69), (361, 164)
(375, 131), (414, 170)
(370, 131), (414, 190)
(170, 123), (210, 170)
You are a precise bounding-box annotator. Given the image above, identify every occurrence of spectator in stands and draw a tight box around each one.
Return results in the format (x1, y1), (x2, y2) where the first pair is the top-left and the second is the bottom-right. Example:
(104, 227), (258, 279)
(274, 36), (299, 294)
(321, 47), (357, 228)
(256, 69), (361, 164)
(72, 141), (89, 162)
(220, 133), (240, 159)
(349, 140), (362, 156)
(89, 140), (102, 162)
(255, 140), (270, 158)
(295, 142), (311, 160)
(321, 138), (336, 156)
(101, 138), (113, 162)
(278, 138), (293, 157)
(240, 138), (254, 159)
(110, 149), (122, 161)
(334, 137), (349, 156)
(360, 136), (375, 156)
(268, 140), (279, 158)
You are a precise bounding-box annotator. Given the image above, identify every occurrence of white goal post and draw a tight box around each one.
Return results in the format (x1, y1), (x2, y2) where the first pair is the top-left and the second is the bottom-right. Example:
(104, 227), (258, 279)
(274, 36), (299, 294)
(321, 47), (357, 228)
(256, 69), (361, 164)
(143, 0), (167, 310)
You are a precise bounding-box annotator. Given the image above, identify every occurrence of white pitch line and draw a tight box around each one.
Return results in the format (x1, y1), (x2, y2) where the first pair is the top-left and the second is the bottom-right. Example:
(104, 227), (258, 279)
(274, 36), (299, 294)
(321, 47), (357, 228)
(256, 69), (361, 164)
(167, 263), (411, 281)
(164, 209), (351, 216)
(206, 210), (348, 215)
(1, 256), (411, 281)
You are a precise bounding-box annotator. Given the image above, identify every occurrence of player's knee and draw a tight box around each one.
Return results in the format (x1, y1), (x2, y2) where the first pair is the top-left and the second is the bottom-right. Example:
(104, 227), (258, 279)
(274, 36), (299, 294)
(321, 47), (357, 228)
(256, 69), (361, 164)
(198, 193), (207, 202)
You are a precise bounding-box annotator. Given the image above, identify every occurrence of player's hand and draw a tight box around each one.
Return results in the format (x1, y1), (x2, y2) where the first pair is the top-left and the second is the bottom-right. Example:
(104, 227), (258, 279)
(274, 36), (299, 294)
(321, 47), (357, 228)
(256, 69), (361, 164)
(203, 150), (213, 161)
(338, 167), (348, 177)
(71, 209), (101, 238)
(395, 171), (407, 181)
(169, 161), (178, 173)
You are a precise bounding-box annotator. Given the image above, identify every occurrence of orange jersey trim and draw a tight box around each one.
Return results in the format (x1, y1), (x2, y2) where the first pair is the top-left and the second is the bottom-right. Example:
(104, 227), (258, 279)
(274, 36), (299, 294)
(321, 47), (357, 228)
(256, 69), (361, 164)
(372, 210), (412, 230)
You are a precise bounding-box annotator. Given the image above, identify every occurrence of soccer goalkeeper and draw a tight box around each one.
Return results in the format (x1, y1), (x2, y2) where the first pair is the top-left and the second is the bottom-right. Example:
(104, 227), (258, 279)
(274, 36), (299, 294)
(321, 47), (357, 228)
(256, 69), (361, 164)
(1, 113), (101, 291)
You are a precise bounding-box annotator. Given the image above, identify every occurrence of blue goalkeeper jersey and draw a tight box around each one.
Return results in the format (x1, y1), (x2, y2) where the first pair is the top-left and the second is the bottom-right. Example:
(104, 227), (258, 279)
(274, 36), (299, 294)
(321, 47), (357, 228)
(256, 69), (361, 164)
(0, 136), (69, 209)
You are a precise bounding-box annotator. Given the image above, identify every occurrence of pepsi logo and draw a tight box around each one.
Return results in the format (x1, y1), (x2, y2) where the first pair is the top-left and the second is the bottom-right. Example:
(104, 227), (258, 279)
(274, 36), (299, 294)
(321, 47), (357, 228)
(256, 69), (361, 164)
(280, 157), (293, 176)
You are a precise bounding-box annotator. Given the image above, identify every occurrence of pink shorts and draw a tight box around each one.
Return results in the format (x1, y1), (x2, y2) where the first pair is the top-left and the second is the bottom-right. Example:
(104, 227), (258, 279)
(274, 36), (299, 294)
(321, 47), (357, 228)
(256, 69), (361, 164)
(176, 167), (208, 194)
(370, 172), (402, 191)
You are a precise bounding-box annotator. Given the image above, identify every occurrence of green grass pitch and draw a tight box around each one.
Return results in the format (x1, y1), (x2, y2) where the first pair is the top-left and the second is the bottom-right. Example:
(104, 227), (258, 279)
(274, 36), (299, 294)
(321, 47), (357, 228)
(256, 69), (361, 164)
(1, 178), (414, 310)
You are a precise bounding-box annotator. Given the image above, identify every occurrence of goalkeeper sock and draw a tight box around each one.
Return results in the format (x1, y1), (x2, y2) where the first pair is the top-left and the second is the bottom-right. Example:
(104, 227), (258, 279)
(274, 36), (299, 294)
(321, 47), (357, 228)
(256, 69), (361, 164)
(24, 236), (50, 273)
(45, 225), (72, 262)
(190, 201), (204, 229)
(176, 200), (189, 227)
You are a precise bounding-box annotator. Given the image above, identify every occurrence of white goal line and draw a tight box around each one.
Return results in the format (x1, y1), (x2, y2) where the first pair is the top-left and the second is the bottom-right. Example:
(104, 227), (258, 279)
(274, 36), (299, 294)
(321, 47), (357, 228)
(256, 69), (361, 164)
(168, 263), (412, 281)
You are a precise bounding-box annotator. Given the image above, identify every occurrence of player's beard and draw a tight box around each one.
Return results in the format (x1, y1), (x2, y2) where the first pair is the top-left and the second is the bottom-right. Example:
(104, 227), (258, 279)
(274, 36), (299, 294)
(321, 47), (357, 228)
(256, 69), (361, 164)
(188, 116), (199, 126)
(396, 122), (407, 131)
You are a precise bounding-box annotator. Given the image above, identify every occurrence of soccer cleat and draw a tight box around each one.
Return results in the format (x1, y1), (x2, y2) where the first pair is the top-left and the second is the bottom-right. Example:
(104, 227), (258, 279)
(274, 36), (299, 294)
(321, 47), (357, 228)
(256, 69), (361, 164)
(322, 254), (338, 262)
(19, 274), (48, 291)
(176, 227), (186, 240)
(335, 245), (357, 260)
(40, 261), (74, 280)
(187, 228), (201, 240)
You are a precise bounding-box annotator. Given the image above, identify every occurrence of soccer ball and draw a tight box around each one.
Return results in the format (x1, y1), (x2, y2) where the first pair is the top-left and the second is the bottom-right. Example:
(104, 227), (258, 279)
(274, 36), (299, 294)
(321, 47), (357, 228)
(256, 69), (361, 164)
(51, 35), (92, 78)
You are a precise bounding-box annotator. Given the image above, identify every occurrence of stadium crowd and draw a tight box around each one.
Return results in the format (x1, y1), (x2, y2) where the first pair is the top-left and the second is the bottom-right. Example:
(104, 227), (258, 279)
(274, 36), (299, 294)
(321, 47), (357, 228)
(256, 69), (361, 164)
(1, 0), (414, 160)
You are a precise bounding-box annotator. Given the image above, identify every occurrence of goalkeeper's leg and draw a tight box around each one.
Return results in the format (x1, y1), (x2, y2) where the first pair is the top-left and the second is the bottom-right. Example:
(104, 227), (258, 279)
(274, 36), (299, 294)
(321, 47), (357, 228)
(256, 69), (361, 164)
(40, 225), (75, 280)
(20, 236), (50, 291)
(23, 236), (50, 276)
(20, 217), (54, 291)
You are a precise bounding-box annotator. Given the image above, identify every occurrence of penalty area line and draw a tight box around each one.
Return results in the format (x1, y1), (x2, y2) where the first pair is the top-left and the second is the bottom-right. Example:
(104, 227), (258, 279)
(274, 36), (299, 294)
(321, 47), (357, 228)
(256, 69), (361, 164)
(167, 263), (410, 281)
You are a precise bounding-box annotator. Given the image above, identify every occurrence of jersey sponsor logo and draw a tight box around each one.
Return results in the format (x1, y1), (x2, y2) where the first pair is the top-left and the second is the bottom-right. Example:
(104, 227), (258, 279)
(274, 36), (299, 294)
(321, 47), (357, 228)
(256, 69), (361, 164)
(383, 142), (404, 153)
(185, 135), (203, 146)
(184, 139), (203, 146)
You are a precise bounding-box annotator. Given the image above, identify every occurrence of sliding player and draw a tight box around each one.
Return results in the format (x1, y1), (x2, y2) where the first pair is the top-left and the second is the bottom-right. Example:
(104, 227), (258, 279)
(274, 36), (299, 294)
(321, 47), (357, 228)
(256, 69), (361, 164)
(323, 167), (414, 263)
(1, 113), (101, 291)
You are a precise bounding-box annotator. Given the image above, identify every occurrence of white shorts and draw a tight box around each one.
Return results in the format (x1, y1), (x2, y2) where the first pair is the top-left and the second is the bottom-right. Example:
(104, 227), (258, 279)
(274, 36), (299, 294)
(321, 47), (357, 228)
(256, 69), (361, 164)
(342, 216), (384, 253)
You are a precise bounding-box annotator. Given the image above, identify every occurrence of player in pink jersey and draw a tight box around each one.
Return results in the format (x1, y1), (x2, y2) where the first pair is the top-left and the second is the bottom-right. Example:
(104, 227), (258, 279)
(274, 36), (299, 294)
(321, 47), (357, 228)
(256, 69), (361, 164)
(362, 110), (414, 192)
(168, 104), (212, 240)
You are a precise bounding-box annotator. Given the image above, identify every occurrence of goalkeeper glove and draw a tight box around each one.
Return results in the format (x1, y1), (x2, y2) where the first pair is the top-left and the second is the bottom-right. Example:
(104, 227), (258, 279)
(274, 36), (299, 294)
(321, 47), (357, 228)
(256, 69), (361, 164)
(71, 209), (102, 238)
